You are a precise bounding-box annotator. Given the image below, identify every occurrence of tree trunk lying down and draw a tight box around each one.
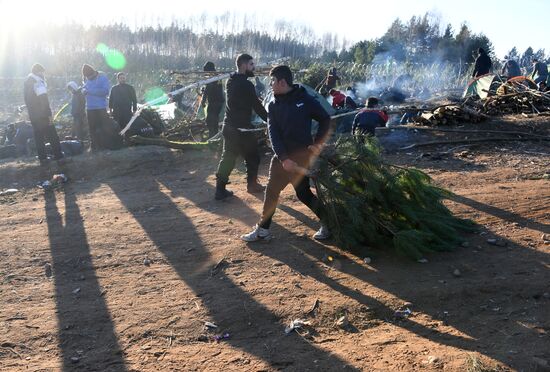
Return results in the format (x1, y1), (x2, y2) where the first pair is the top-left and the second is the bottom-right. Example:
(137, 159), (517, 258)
(128, 135), (215, 150)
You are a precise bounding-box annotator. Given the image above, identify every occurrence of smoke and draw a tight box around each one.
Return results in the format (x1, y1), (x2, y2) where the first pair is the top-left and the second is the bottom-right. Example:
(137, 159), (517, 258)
(353, 53), (468, 103)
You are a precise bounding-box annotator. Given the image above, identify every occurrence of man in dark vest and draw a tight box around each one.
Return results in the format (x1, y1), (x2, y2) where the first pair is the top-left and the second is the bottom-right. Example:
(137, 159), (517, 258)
(214, 53), (268, 200)
(109, 72), (138, 130)
(23, 63), (65, 165)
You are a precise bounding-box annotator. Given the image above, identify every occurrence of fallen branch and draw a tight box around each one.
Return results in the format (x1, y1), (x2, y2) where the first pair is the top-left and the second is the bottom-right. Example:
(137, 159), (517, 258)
(407, 126), (548, 138)
(128, 136), (213, 150)
(400, 136), (550, 150)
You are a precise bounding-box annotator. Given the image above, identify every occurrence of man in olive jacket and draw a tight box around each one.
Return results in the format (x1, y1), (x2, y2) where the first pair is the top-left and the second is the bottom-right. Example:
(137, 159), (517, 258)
(214, 53), (268, 200)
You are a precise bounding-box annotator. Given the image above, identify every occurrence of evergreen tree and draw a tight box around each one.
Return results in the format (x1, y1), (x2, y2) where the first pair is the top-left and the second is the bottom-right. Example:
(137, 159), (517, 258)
(315, 136), (475, 259)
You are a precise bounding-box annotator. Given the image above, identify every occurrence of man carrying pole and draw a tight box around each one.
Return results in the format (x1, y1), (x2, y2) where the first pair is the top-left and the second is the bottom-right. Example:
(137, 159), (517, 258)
(214, 53), (268, 200)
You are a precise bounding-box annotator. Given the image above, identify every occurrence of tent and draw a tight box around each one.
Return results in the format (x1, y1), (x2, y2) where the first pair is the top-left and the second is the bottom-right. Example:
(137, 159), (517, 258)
(496, 76), (537, 95)
(463, 74), (501, 99)
(262, 83), (336, 116)
(463, 74), (538, 99)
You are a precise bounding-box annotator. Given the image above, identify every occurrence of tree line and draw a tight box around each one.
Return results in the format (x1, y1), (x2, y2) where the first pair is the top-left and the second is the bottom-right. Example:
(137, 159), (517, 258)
(2, 13), (546, 78)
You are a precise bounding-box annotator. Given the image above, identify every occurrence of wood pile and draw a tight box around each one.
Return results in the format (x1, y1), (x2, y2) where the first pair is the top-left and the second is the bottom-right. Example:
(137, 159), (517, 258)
(409, 87), (549, 127)
(481, 90), (550, 115)
(410, 104), (487, 126)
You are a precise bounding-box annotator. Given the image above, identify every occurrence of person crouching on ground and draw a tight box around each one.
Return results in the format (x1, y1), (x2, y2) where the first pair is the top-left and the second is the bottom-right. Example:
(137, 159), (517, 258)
(352, 97), (388, 137)
(241, 65), (332, 242)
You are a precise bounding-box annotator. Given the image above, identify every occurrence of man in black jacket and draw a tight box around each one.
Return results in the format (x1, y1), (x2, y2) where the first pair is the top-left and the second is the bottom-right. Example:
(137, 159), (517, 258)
(200, 61), (224, 139)
(501, 58), (522, 80)
(215, 53), (268, 200)
(23, 63), (64, 165)
(241, 65), (331, 242)
(109, 72), (138, 129)
(472, 48), (492, 78)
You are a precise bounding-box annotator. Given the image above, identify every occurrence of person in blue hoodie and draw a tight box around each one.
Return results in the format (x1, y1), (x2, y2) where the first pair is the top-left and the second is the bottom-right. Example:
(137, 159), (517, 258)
(241, 65), (332, 242)
(82, 64), (111, 151)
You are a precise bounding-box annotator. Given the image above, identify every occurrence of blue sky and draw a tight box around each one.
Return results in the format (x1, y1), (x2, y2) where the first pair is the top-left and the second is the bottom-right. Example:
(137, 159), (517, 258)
(1, 0), (548, 57)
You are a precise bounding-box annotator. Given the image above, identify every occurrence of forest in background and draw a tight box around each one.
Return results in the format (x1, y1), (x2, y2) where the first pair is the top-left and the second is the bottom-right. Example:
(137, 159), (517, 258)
(1, 12), (547, 109)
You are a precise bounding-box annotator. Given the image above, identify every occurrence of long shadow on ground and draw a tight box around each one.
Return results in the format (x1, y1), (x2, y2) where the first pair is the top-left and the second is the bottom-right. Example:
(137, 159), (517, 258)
(44, 187), (128, 371)
(259, 195), (550, 370)
(106, 160), (359, 371)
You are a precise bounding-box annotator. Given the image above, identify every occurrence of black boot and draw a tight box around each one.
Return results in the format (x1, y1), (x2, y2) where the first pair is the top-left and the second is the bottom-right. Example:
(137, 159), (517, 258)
(215, 179), (234, 200)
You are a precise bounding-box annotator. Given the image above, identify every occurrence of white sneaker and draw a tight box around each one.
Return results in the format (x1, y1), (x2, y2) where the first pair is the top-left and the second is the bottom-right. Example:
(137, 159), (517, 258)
(241, 225), (272, 242)
(313, 224), (331, 240)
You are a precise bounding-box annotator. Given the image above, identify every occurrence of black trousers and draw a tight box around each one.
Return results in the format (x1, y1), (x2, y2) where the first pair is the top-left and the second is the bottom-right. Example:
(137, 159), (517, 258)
(216, 125), (260, 185)
(113, 109), (133, 130)
(72, 114), (87, 141)
(259, 155), (322, 229)
(87, 109), (110, 150)
(205, 103), (223, 139)
(31, 120), (63, 160)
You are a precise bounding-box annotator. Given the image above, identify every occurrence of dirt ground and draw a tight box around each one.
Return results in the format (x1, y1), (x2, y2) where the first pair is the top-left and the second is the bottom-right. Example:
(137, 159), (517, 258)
(0, 115), (549, 371)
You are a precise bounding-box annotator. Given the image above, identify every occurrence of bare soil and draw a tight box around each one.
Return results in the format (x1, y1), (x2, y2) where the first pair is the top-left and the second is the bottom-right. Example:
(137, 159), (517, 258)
(0, 115), (549, 371)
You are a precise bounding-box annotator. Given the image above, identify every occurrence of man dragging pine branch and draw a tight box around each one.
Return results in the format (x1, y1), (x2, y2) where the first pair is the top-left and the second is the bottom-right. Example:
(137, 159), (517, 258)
(241, 65), (332, 242)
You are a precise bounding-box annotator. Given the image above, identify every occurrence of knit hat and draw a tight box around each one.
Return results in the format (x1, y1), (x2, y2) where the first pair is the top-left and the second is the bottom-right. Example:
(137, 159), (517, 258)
(67, 81), (79, 91)
(31, 63), (45, 74)
(203, 61), (216, 72)
(82, 64), (96, 78)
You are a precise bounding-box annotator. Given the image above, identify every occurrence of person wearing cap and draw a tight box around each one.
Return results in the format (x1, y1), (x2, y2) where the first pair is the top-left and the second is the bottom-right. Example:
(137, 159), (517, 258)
(169, 79), (184, 110)
(530, 58), (548, 85)
(352, 97), (388, 137)
(67, 81), (87, 140)
(501, 58), (522, 80)
(326, 67), (340, 90)
(214, 53), (268, 200)
(109, 72), (138, 130)
(472, 47), (492, 78)
(23, 63), (65, 165)
(199, 61), (225, 139)
(81, 63), (111, 151)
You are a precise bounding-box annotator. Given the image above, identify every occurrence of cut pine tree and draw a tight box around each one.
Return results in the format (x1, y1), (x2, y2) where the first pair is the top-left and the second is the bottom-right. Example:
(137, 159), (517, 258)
(314, 136), (476, 259)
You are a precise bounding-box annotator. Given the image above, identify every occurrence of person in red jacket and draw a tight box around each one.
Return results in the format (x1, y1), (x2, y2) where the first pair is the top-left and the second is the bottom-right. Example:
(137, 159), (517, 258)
(329, 89), (346, 108)
(352, 97), (388, 136)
